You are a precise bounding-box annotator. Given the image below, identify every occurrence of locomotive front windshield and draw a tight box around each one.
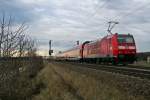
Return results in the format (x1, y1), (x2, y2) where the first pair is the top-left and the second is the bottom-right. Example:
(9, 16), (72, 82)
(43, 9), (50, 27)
(118, 35), (134, 43)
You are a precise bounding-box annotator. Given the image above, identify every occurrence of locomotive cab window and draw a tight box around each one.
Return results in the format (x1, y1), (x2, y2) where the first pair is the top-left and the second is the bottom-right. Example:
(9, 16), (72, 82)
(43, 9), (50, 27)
(118, 35), (134, 43)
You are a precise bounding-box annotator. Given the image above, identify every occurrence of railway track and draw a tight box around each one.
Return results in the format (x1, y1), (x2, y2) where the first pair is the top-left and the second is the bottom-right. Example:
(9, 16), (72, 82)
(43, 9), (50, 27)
(60, 62), (150, 79)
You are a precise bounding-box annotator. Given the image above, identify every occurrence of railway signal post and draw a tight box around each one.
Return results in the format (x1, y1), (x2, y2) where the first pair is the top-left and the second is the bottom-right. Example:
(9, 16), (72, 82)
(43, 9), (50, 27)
(49, 40), (53, 56)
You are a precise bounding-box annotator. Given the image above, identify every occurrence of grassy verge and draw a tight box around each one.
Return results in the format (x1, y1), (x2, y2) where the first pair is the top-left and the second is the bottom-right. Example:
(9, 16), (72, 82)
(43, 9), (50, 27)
(33, 61), (150, 100)
(52, 62), (145, 100)
(32, 62), (82, 100)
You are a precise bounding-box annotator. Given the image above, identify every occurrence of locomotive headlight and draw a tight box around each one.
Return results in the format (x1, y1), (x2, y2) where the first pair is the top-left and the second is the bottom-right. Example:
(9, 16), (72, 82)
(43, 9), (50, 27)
(118, 46), (125, 49)
(129, 46), (136, 49)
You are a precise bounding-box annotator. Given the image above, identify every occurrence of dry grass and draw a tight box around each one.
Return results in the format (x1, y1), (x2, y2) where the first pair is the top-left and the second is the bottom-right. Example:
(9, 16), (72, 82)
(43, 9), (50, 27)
(52, 62), (145, 100)
(3, 59), (145, 100)
(32, 62), (81, 100)
(133, 61), (150, 67)
(33, 61), (148, 100)
(0, 57), (44, 100)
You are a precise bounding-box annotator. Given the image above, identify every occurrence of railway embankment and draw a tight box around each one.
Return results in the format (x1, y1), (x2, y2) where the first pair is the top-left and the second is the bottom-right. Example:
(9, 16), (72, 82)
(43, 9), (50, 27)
(33, 61), (150, 100)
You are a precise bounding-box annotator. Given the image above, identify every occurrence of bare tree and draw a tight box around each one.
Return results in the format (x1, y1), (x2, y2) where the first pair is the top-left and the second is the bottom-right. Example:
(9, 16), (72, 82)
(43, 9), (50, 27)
(18, 34), (26, 57)
(0, 12), (37, 57)
(0, 13), (6, 57)
(25, 37), (37, 57)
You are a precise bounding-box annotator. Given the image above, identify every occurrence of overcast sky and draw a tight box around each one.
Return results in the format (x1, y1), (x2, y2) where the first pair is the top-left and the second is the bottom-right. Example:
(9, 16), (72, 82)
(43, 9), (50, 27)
(0, 0), (150, 56)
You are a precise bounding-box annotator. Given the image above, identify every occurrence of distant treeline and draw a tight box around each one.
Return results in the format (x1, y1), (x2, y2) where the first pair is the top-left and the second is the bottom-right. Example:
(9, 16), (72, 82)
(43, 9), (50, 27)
(137, 52), (150, 60)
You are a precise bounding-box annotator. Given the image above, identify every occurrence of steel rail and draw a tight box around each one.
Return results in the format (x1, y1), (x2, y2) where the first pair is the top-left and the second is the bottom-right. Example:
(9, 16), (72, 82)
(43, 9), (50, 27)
(60, 62), (150, 79)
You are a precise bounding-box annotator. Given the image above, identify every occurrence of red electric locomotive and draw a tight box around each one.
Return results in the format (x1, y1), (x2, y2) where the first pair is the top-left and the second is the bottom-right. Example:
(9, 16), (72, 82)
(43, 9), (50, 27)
(56, 33), (136, 65)
(81, 33), (136, 64)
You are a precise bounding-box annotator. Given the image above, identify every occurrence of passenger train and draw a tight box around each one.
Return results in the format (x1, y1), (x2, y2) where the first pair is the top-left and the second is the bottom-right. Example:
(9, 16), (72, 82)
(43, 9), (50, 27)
(56, 33), (136, 65)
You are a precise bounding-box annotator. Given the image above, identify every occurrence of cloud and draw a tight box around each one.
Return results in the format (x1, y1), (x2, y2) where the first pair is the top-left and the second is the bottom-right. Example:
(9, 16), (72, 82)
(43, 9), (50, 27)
(0, 0), (150, 56)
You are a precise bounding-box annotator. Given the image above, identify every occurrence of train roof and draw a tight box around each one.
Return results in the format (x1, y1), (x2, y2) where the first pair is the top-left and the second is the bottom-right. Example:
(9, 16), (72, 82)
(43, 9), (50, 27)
(57, 33), (134, 55)
(59, 45), (80, 54)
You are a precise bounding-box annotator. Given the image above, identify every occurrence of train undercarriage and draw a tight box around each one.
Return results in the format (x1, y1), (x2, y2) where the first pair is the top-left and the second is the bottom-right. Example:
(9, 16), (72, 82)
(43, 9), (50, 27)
(80, 54), (136, 65)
